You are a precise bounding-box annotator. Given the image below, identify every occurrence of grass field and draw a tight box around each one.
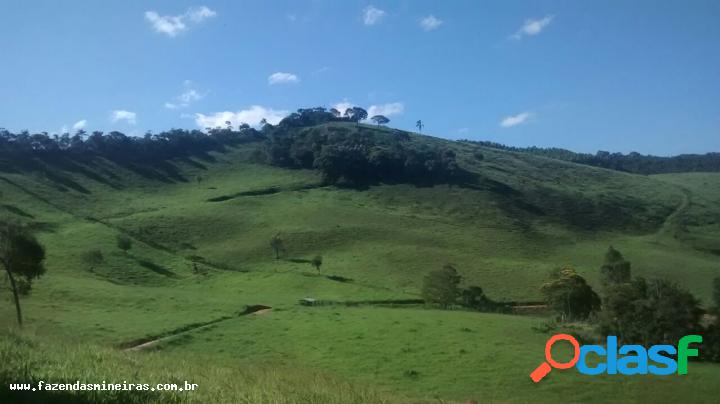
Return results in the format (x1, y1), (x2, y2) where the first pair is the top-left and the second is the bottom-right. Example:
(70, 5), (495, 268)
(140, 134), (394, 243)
(1, 124), (719, 402)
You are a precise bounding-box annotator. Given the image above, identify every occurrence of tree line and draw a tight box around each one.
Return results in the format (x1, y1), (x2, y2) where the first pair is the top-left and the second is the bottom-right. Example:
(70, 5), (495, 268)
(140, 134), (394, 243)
(464, 140), (720, 175)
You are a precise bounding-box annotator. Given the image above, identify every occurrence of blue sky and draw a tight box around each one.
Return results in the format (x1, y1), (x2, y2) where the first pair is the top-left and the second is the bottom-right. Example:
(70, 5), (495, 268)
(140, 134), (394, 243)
(1, 1), (718, 156)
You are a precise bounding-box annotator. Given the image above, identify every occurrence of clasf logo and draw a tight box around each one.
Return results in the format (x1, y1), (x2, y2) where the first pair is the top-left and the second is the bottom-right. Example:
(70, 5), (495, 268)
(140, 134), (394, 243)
(530, 334), (703, 382)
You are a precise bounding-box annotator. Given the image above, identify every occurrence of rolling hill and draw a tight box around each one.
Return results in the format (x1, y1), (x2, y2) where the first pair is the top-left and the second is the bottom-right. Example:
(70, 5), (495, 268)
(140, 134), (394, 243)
(1, 122), (719, 402)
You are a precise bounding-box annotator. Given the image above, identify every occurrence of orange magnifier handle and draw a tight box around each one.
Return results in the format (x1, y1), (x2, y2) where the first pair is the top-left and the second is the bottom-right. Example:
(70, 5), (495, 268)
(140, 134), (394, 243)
(530, 362), (552, 383)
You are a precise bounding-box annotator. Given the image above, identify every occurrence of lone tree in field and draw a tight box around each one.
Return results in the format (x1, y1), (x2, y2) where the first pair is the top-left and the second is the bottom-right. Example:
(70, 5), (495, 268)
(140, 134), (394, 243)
(422, 264), (462, 308)
(269, 233), (286, 259)
(416, 120), (424, 132)
(541, 267), (600, 321)
(370, 115), (390, 127)
(0, 222), (46, 327)
(600, 246), (631, 287)
(80, 249), (104, 271)
(311, 255), (323, 272)
(116, 234), (132, 253)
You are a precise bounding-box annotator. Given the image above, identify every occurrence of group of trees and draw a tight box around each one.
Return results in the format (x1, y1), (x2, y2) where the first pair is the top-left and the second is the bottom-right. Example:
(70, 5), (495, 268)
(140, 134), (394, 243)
(275, 107), (391, 129)
(538, 246), (720, 361)
(265, 121), (460, 186)
(421, 264), (497, 311)
(464, 140), (720, 175)
(418, 246), (720, 363)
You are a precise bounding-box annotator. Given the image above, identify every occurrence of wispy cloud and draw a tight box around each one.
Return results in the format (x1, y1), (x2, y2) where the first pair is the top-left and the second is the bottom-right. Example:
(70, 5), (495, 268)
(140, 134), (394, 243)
(165, 81), (205, 109)
(420, 15), (443, 31)
(363, 6), (386, 26)
(268, 72), (299, 85)
(145, 6), (217, 37)
(368, 102), (404, 117)
(72, 119), (87, 131)
(111, 110), (137, 125)
(500, 112), (533, 128)
(511, 15), (554, 40)
(194, 106), (288, 129)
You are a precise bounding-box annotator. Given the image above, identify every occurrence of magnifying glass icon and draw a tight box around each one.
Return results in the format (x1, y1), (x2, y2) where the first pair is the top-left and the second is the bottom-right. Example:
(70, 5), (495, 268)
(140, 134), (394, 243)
(530, 333), (580, 383)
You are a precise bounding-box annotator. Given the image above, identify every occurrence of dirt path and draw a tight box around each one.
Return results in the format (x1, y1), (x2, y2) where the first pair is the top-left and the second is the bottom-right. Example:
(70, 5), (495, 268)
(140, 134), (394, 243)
(122, 305), (272, 352)
(656, 186), (691, 240)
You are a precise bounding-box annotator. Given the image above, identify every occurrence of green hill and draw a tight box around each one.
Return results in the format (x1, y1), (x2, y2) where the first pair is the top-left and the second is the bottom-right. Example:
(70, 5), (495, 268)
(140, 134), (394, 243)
(1, 122), (719, 402)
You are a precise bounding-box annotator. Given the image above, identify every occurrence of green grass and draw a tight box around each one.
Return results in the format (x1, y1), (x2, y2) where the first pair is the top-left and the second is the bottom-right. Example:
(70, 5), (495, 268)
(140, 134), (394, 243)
(0, 331), (406, 404)
(1, 126), (720, 402)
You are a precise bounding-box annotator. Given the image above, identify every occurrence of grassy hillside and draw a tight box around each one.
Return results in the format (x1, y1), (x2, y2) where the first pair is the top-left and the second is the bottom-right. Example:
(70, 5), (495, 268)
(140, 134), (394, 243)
(1, 123), (719, 402)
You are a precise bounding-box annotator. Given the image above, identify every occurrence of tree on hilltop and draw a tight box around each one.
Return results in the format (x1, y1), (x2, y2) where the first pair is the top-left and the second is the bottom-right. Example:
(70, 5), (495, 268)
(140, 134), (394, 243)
(371, 115), (390, 127)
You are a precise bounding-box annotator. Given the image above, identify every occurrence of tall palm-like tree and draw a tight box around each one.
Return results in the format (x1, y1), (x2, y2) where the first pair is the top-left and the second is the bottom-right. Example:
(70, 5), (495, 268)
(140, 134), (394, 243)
(416, 120), (424, 132)
(0, 222), (46, 327)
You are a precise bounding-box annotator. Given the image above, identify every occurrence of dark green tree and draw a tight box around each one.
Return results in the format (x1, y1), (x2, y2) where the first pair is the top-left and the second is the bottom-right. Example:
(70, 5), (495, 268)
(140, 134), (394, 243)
(344, 107), (368, 125)
(713, 277), (720, 310)
(311, 255), (323, 272)
(116, 234), (132, 253)
(416, 120), (424, 132)
(600, 246), (631, 287)
(460, 286), (490, 310)
(541, 267), (600, 321)
(422, 264), (462, 308)
(599, 277), (702, 345)
(370, 115), (390, 126)
(270, 233), (286, 259)
(80, 249), (104, 271)
(0, 222), (46, 327)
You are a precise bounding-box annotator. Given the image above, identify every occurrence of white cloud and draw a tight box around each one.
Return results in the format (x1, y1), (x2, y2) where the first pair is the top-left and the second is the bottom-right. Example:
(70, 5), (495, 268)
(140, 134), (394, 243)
(194, 106), (289, 129)
(165, 87), (204, 109)
(368, 102), (404, 117)
(511, 15), (554, 39)
(420, 15), (443, 31)
(111, 110), (137, 125)
(268, 72), (299, 85)
(500, 112), (533, 128)
(187, 6), (216, 23)
(72, 119), (87, 131)
(457, 127), (469, 134)
(363, 6), (386, 26)
(145, 6), (217, 37)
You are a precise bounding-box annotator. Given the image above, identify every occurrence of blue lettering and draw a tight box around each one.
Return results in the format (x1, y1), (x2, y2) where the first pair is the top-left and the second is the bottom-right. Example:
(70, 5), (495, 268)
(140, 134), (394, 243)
(606, 336), (618, 374)
(648, 345), (678, 375)
(577, 345), (607, 375)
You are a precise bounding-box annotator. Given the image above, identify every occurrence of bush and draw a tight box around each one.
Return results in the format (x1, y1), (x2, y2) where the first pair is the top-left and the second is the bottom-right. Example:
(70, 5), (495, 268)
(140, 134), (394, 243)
(116, 234), (132, 253)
